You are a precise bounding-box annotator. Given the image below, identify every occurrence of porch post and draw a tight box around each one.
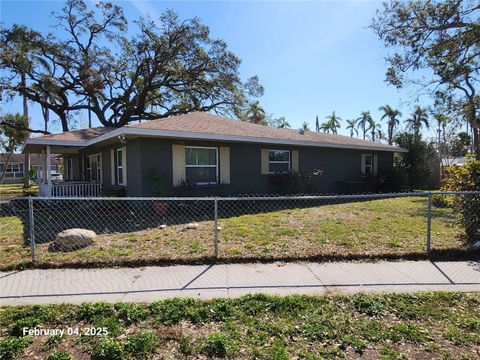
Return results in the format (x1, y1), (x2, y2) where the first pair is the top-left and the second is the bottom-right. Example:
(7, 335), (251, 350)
(23, 153), (30, 187)
(46, 145), (52, 196)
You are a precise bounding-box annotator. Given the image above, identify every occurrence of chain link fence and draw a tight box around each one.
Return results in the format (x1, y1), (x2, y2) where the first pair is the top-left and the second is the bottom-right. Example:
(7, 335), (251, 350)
(0, 191), (478, 269)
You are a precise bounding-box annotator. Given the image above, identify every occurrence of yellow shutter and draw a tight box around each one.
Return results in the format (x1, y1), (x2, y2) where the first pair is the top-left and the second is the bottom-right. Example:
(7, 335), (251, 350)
(261, 149), (269, 174)
(219, 147), (230, 184)
(292, 150), (299, 172)
(172, 144), (186, 186)
(121, 146), (127, 186)
(110, 149), (115, 185)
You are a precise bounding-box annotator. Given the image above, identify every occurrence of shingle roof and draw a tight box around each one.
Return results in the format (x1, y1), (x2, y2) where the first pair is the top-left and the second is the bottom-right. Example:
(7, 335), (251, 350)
(127, 112), (402, 151)
(30, 126), (116, 143)
(27, 111), (404, 152)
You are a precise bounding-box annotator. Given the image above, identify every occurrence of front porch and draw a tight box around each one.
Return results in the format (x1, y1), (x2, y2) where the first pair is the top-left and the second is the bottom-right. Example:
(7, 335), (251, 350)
(28, 145), (103, 198)
(39, 181), (103, 197)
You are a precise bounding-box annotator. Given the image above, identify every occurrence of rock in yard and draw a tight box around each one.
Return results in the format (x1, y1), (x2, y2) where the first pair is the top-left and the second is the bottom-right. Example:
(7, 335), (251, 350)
(158, 224), (167, 229)
(49, 228), (96, 252)
(185, 222), (199, 230)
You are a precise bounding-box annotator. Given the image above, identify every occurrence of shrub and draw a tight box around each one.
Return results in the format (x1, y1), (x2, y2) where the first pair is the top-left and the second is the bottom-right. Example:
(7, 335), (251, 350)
(431, 193), (452, 208)
(91, 339), (124, 360)
(114, 303), (149, 325)
(301, 320), (335, 341)
(78, 302), (114, 322)
(353, 294), (382, 316)
(124, 331), (158, 358)
(43, 351), (72, 360)
(93, 317), (124, 337)
(149, 298), (195, 325)
(441, 157), (480, 243)
(201, 333), (235, 358)
(44, 334), (65, 349)
(0, 337), (32, 359)
(10, 317), (41, 336)
(270, 169), (323, 194)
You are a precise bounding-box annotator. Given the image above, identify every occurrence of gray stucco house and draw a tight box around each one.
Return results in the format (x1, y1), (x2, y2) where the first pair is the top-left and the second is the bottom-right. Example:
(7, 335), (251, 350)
(23, 112), (405, 197)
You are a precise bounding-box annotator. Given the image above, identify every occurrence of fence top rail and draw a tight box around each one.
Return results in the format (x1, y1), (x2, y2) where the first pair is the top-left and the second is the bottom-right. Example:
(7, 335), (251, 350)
(0, 191), (478, 202)
(0, 190), (470, 202)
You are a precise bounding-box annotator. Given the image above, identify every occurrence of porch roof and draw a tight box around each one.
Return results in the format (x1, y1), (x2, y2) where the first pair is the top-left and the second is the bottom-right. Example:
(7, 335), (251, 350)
(23, 112), (407, 153)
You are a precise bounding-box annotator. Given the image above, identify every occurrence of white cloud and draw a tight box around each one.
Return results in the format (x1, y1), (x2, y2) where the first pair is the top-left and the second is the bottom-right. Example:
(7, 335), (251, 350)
(128, 0), (161, 22)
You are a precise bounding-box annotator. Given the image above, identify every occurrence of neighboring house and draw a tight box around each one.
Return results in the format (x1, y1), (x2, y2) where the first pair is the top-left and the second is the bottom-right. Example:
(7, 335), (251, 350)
(23, 112), (406, 197)
(0, 153), (61, 184)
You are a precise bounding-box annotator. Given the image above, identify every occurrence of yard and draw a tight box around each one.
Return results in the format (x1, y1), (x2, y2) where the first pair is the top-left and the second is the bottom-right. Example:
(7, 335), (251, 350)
(0, 184), (38, 198)
(0, 196), (467, 270)
(0, 292), (479, 359)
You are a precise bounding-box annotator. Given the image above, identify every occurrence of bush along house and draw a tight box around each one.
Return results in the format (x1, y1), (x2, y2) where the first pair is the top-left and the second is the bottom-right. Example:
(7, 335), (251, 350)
(22, 112), (406, 197)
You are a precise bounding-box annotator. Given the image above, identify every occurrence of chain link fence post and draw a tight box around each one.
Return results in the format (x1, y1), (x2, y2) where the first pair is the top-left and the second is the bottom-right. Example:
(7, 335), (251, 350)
(214, 197), (219, 258)
(28, 196), (36, 263)
(426, 192), (432, 256)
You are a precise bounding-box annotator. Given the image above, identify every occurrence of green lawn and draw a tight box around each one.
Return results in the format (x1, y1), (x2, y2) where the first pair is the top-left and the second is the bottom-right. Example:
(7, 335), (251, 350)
(0, 184), (38, 198)
(0, 292), (479, 359)
(0, 196), (467, 270)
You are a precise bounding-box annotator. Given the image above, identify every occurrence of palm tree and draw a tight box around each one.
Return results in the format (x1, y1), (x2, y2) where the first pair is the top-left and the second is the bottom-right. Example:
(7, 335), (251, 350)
(244, 101), (267, 125)
(319, 121), (331, 133)
(276, 116), (290, 129)
(345, 119), (358, 137)
(379, 105), (402, 145)
(357, 111), (373, 140)
(368, 118), (381, 142)
(325, 111), (341, 134)
(406, 106), (429, 138)
(301, 121), (310, 131)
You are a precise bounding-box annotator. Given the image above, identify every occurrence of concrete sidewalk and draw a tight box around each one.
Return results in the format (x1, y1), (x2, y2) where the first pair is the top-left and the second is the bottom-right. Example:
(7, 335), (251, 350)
(1, 260), (480, 305)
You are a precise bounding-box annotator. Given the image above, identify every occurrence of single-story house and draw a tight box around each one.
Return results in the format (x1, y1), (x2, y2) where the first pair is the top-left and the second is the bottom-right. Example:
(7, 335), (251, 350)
(0, 153), (61, 184)
(22, 112), (406, 197)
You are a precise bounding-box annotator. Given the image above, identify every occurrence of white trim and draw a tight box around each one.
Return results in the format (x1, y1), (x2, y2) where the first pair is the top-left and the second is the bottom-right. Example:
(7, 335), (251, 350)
(86, 153), (102, 182)
(24, 127), (407, 153)
(361, 153), (374, 177)
(116, 148), (124, 185)
(110, 149), (115, 185)
(185, 146), (219, 185)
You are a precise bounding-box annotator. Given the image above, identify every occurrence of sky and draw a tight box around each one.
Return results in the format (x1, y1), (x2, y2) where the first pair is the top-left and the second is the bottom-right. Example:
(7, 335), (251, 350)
(0, 0), (437, 139)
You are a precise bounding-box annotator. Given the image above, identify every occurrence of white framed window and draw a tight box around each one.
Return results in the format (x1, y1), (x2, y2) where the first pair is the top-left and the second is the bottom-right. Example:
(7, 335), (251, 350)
(185, 146), (218, 185)
(361, 154), (374, 177)
(116, 149), (124, 185)
(86, 153), (102, 182)
(269, 150), (290, 173)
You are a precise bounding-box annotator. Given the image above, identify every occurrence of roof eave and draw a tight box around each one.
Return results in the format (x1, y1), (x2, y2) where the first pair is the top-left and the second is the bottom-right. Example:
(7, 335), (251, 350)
(22, 127), (407, 153)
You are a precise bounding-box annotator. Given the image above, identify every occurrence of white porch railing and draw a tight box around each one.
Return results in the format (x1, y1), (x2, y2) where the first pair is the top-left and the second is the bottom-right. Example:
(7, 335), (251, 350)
(39, 181), (103, 197)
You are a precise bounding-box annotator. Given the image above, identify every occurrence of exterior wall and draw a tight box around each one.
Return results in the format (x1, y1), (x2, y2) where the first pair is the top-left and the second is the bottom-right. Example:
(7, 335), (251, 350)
(62, 138), (396, 196)
(134, 138), (395, 196)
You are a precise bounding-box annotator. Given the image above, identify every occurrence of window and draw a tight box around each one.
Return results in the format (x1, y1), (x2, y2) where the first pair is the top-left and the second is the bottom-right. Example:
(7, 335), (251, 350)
(116, 149), (124, 185)
(185, 146), (218, 185)
(86, 154), (102, 182)
(269, 150), (290, 173)
(65, 159), (73, 180)
(362, 154), (374, 176)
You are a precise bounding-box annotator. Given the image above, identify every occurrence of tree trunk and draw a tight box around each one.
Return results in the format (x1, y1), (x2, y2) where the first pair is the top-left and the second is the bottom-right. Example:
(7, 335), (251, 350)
(466, 102), (479, 158)
(42, 105), (49, 133)
(21, 72), (31, 188)
(0, 141), (15, 184)
(21, 73), (28, 119)
(59, 113), (69, 132)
